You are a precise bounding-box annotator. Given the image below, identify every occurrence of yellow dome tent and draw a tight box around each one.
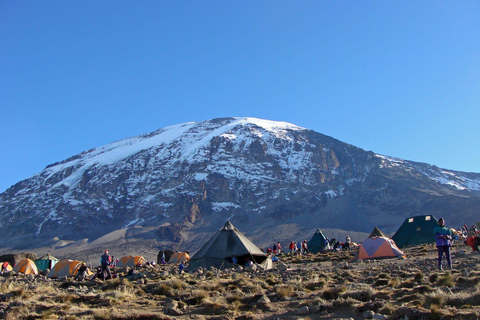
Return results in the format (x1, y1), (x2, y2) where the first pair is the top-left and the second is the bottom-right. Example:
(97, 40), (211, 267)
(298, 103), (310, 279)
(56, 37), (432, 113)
(117, 255), (147, 268)
(47, 259), (89, 278)
(13, 258), (38, 275)
(0, 262), (13, 272)
(168, 252), (191, 263)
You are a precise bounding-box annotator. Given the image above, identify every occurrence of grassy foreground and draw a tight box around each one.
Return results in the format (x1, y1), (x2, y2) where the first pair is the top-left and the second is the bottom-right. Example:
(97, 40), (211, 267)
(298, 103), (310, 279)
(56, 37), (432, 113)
(1, 244), (480, 319)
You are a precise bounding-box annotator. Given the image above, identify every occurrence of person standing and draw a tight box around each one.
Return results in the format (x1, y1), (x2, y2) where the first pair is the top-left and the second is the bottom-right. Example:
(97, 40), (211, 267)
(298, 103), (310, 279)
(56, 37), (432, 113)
(302, 240), (309, 254)
(434, 218), (453, 271)
(277, 241), (282, 254)
(100, 249), (112, 280)
(345, 235), (352, 251)
(289, 241), (295, 256)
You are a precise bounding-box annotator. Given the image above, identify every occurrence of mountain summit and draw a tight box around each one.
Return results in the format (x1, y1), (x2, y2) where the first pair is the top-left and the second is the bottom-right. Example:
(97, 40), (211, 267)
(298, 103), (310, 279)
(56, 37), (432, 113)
(1, 117), (480, 255)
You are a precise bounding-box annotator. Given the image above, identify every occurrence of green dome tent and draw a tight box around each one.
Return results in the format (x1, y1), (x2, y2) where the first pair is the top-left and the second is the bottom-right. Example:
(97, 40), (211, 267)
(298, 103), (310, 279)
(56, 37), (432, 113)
(392, 215), (438, 248)
(35, 253), (59, 271)
(308, 229), (329, 253)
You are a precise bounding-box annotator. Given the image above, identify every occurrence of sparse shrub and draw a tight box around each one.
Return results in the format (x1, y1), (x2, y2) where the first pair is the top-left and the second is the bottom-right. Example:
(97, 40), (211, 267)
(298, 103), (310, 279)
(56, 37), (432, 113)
(414, 284), (435, 294)
(332, 296), (358, 308)
(343, 286), (376, 302)
(397, 293), (423, 304)
(305, 280), (326, 291)
(152, 282), (174, 297)
(374, 279), (389, 286)
(445, 291), (480, 308)
(266, 275), (280, 286)
(185, 289), (210, 305)
(398, 279), (415, 289)
(170, 278), (186, 290)
(430, 304), (446, 320)
(201, 297), (230, 313)
(388, 277), (401, 288)
(93, 308), (111, 320)
(372, 290), (393, 300)
(276, 285), (294, 298)
(429, 273), (438, 283)
(414, 271), (425, 283)
(225, 292), (243, 303)
(378, 302), (395, 315)
(423, 290), (446, 308)
(437, 272), (455, 287)
(322, 286), (347, 300)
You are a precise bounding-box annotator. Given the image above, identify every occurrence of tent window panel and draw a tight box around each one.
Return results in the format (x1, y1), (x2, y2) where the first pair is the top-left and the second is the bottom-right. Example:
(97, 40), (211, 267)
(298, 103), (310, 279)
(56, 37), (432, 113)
(408, 218), (414, 223)
(425, 216), (431, 221)
(416, 227), (421, 231)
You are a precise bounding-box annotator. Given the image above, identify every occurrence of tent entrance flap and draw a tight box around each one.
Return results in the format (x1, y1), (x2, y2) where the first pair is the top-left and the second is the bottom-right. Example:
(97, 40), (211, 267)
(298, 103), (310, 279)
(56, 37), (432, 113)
(226, 254), (267, 266)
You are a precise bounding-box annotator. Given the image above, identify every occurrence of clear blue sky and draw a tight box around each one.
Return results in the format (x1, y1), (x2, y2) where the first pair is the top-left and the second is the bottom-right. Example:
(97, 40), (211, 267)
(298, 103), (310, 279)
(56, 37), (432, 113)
(1, 1), (479, 192)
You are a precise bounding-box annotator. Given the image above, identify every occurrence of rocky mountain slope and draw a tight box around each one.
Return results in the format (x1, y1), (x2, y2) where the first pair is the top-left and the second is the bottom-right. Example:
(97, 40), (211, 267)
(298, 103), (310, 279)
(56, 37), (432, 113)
(1, 117), (479, 256)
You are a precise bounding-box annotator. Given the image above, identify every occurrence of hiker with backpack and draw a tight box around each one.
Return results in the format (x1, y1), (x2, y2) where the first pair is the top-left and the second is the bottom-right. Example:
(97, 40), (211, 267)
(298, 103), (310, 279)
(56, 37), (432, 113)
(434, 218), (454, 271)
(100, 249), (113, 280)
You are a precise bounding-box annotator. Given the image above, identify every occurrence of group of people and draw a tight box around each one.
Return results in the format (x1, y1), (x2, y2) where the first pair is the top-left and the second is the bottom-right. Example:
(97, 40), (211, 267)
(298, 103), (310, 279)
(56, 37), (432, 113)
(261, 240), (310, 256)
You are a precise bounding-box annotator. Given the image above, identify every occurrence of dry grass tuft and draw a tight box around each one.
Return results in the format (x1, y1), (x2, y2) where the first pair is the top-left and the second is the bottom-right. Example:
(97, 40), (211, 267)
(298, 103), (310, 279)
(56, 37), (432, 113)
(414, 271), (425, 283)
(276, 285), (294, 298)
(428, 273), (439, 283)
(322, 286), (347, 300)
(413, 284), (435, 294)
(436, 272), (455, 287)
(305, 280), (326, 291)
(378, 302), (396, 315)
(388, 277), (401, 288)
(343, 285), (376, 302)
(423, 290), (446, 308)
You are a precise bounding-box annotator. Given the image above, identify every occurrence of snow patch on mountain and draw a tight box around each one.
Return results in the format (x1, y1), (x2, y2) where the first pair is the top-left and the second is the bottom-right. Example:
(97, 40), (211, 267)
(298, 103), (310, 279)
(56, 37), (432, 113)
(375, 154), (480, 191)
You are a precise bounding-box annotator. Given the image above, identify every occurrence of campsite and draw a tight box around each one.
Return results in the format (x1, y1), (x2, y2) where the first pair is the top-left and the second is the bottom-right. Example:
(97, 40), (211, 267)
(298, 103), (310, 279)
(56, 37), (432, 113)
(1, 219), (480, 319)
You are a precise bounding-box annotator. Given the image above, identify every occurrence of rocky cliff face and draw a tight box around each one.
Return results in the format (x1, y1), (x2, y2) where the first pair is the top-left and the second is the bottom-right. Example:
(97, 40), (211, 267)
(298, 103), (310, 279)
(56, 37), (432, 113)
(1, 117), (480, 252)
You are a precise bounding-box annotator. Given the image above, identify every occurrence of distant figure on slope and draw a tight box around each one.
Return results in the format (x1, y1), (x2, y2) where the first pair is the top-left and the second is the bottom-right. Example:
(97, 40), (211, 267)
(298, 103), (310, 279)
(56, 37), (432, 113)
(100, 249), (112, 280)
(289, 241), (295, 256)
(465, 235), (480, 253)
(179, 261), (185, 273)
(344, 235), (352, 251)
(434, 218), (453, 271)
(277, 241), (282, 254)
(301, 240), (309, 254)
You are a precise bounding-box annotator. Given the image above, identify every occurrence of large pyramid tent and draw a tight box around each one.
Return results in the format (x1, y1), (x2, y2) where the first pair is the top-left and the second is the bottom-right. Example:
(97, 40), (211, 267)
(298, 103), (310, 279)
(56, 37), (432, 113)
(308, 229), (329, 253)
(188, 221), (272, 270)
(369, 226), (388, 238)
(392, 215), (438, 248)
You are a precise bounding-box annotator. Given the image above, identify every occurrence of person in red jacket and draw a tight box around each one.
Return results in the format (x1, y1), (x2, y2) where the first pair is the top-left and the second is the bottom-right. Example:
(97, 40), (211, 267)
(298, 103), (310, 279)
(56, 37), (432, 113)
(289, 241), (295, 256)
(465, 235), (480, 253)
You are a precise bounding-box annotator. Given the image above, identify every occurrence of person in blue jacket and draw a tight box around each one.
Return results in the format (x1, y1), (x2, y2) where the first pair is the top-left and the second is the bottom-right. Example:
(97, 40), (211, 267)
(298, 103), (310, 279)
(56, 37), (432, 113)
(433, 218), (453, 271)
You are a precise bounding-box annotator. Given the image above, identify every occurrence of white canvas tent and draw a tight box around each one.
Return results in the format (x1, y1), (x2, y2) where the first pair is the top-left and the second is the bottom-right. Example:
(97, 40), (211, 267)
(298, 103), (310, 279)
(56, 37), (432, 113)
(188, 221), (272, 270)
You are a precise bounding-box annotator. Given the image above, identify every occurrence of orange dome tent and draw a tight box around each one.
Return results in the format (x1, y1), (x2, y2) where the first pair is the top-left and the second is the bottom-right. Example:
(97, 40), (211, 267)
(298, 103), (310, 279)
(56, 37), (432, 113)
(47, 259), (88, 278)
(354, 237), (404, 261)
(13, 258), (38, 275)
(168, 252), (191, 263)
(117, 255), (147, 268)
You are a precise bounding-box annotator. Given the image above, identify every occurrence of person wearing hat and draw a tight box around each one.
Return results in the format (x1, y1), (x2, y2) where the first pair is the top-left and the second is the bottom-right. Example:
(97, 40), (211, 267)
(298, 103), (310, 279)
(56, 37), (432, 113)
(433, 218), (454, 271)
(100, 249), (112, 280)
